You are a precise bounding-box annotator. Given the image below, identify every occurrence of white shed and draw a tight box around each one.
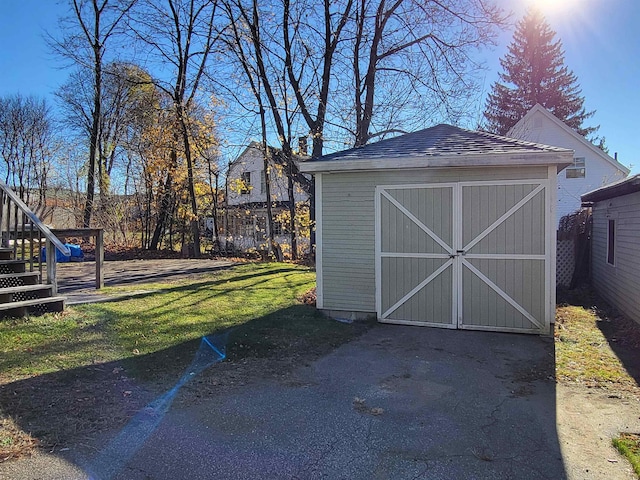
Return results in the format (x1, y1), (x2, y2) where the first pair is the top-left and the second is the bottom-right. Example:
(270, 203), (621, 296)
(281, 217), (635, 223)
(300, 125), (573, 334)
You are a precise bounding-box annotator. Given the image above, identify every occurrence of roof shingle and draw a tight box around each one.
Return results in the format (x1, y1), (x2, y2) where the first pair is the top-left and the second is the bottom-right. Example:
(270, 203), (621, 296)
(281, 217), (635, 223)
(317, 124), (569, 163)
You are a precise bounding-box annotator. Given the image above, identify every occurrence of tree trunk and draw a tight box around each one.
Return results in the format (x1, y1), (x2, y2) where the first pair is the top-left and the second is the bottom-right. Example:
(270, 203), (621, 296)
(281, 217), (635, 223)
(287, 155), (297, 261)
(149, 162), (174, 250)
(260, 103), (275, 259)
(84, 61), (101, 228)
(177, 105), (201, 257)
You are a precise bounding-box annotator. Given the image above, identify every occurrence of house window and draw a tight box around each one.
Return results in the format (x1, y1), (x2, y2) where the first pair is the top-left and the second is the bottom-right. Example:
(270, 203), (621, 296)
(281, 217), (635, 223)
(260, 170), (266, 195)
(272, 220), (285, 236)
(240, 172), (251, 194)
(607, 219), (616, 266)
(240, 217), (254, 236)
(566, 157), (586, 178)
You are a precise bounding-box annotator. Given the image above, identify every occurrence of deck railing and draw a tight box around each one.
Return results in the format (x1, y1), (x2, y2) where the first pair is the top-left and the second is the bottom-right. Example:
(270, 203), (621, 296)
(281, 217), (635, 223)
(0, 181), (69, 294)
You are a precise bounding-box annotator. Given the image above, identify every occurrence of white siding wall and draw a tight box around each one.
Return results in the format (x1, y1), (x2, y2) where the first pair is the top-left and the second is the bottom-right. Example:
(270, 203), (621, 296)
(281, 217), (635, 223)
(509, 111), (627, 224)
(591, 191), (640, 325)
(227, 146), (309, 206)
(320, 166), (549, 313)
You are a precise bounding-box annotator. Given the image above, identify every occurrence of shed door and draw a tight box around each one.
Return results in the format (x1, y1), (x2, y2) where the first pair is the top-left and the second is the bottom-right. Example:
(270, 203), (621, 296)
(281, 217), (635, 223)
(377, 185), (456, 328)
(376, 181), (549, 334)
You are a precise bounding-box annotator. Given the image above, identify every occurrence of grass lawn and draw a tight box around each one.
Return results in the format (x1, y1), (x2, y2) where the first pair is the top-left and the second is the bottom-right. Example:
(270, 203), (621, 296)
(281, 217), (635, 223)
(0, 262), (367, 460)
(613, 433), (640, 477)
(556, 288), (640, 478)
(555, 289), (640, 391)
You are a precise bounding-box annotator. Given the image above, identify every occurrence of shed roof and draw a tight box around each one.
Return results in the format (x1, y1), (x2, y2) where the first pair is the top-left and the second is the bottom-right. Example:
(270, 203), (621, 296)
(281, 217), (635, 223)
(301, 124), (573, 173)
(581, 174), (640, 203)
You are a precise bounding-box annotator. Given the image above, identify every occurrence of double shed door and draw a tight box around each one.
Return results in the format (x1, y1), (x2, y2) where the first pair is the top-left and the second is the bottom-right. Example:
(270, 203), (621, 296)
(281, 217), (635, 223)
(376, 180), (550, 334)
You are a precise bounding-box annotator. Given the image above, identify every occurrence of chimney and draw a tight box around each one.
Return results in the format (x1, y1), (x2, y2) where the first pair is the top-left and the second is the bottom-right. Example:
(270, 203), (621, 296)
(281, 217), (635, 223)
(298, 136), (308, 156)
(615, 152), (618, 161)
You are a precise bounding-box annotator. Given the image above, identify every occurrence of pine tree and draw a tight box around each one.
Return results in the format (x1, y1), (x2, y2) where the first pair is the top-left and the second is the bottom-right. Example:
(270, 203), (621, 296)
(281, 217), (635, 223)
(483, 8), (596, 137)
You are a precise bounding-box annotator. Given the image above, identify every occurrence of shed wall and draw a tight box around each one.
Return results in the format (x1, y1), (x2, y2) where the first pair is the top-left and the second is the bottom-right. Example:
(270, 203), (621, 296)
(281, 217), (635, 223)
(591, 191), (640, 324)
(320, 166), (549, 313)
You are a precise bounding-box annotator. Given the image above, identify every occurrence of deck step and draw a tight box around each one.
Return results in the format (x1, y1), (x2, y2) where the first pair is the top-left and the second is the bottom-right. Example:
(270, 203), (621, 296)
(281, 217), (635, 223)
(0, 284), (52, 296)
(0, 296), (66, 315)
(0, 272), (40, 285)
(0, 260), (27, 274)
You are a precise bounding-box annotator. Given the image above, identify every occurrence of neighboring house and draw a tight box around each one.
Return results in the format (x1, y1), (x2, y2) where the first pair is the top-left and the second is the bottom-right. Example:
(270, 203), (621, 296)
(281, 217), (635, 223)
(507, 104), (629, 225)
(581, 175), (640, 325)
(222, 142), (311, 254)
(300, 124), (573, 335)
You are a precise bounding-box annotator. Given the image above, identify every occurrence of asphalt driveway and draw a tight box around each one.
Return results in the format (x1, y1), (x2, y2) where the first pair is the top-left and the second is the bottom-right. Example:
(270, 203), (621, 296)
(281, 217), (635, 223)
(1, 324), (577, 480)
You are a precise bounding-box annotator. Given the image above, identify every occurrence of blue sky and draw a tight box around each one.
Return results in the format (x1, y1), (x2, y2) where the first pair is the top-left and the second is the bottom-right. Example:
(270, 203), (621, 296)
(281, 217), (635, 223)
(0, 0), (638, 173)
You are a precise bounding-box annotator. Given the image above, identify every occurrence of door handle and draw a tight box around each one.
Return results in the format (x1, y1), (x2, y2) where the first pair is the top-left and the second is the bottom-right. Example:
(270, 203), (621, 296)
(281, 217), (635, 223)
(456, 250), (466, 256)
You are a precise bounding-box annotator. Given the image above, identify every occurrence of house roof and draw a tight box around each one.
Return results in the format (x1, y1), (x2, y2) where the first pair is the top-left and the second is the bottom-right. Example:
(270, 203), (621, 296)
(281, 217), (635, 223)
(507, 104), (630, 176)
(300, 124), (573, 173)
(581, 174), (640, 203)
(230, 142), (309, 168)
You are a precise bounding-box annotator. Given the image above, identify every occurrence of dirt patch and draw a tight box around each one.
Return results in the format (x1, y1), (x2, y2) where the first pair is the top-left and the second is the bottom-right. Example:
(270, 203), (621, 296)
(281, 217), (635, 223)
(0, 417), (39, 463)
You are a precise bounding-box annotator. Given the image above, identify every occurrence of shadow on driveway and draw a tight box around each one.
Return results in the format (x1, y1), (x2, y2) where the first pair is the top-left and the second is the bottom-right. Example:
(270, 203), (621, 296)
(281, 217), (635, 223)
(0, 325), (565, 479)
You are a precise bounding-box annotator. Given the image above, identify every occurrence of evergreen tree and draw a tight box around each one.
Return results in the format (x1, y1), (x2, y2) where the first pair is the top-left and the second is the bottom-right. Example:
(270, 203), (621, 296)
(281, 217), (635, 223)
(483, 8), (596, 137)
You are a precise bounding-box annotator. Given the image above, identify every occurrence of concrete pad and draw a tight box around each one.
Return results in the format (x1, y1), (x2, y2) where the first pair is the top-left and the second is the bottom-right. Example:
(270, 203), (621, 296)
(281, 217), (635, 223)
(57, 259), (235, 305)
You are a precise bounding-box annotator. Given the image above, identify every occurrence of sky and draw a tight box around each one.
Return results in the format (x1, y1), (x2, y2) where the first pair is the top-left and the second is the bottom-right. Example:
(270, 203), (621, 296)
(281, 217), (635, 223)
(0, 0), (639, 173)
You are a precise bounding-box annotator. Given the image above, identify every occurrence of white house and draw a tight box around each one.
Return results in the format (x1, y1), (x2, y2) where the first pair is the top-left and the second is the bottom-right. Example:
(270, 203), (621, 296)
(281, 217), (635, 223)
(223, 142), (311, 255)
(507, 104), (629, 225)
(582, 175), (640, 325)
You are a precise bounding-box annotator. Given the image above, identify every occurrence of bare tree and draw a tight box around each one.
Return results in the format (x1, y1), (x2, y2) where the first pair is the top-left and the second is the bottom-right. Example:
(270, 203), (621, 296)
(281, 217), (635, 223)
(0, 95), (56, 208)
(222, 0), (327, 259)
(348, 0), (507, 146)
(222, 0), (278, 257)
(57, 61), (151, 215)
(50, 0), (137, 228)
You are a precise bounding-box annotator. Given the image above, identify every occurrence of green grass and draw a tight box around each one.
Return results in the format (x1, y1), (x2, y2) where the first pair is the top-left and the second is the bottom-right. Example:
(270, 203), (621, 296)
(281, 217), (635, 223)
(0, 263), (350, 383)
(554, 304), (637, 388)
(613, 433), (640, 477)
(0, 262), (369, 457)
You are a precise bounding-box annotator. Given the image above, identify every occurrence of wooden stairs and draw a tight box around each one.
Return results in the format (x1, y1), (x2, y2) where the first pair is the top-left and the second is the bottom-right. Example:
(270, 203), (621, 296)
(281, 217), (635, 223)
(0, 247), (65, 317)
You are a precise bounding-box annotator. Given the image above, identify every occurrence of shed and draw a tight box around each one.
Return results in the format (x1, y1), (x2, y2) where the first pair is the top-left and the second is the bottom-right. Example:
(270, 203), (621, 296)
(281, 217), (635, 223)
(581, 175), (640, 325)
(300, 125), (573, 334)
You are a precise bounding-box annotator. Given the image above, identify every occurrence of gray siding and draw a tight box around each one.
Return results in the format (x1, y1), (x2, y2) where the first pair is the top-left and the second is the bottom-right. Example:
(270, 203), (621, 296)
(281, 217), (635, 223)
(591, 191), (640, 324)
(320, 166), (549, 312)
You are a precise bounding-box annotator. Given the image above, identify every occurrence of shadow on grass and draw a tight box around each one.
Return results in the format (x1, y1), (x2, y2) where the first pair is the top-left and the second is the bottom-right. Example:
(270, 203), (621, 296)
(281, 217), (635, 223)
(0, 264), (313, 388)
(0, 305), (369, 459)
(557, 286), (640, 388)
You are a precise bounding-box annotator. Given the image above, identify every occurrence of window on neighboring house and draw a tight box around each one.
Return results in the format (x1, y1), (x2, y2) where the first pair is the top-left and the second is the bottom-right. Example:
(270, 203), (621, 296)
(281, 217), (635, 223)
(240, 172), (251, 194)
(607, 219), (616, 265)
(272, 220), (284, 236)
(240, 217), (254, 237)
(566, 157), (586, 178)
(260, 170), (266, 195)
